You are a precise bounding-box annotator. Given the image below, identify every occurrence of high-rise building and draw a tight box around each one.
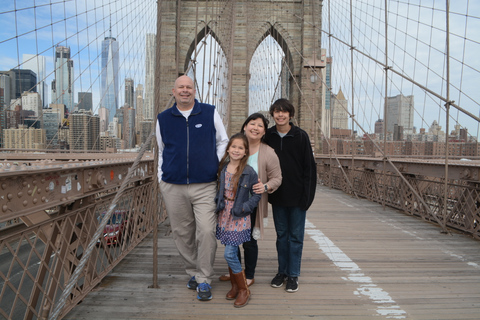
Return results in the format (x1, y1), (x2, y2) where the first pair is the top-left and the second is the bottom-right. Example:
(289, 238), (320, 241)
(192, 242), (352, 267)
(108, 117), (119, 138)
(4, 125), (46, 149)
(77, 92), (93, 111)
(125, 78), (134, 108)
(375, 119), (384, 134)
(22, 54), (47, 108)
(123, 106), (136, 148)
(100, 32), (120, 123)
(43, 109), (62, 148)
(21, 92), (42, 117)
(98, 107), (110, 133)
(0, 74), (11, 112)
(49, 104), (67, 125)
(144, 33), (156, 120)
(325, 57), (332, 113)
(0, 69), (37, 101)
(135, 84), (143, 129)
(332, 88), (349, 130)
(70, 110), (100, 150)
(386, 94), (414, 135)
(51, 46), (74, 112)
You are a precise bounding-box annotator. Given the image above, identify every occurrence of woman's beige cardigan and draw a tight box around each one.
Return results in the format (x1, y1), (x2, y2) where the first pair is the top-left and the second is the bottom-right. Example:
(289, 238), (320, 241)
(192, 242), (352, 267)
(255, 142), (282, 239)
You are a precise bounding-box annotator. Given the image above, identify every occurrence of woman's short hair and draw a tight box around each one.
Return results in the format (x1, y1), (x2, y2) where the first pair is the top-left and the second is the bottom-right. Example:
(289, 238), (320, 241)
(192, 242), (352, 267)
(241, 113), (269, 134)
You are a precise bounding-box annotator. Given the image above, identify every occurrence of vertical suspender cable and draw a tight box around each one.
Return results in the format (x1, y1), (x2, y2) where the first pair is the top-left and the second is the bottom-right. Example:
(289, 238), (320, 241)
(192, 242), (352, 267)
(443, 0), (451, 226)
(151, 0), (164, 290)
(327, 0), (333, 188)
(382, 0), (388, 210)
(226, 0), (235, 133)
(349, 0), (355, 195)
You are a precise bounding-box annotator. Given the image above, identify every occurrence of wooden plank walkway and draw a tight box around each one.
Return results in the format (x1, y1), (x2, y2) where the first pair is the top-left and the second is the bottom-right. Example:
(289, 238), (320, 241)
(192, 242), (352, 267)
(64, 186), (480, 320)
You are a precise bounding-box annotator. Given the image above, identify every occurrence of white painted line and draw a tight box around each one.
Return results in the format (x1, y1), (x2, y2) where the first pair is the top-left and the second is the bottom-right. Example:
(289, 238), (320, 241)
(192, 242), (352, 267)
(305, 219), (407, 319)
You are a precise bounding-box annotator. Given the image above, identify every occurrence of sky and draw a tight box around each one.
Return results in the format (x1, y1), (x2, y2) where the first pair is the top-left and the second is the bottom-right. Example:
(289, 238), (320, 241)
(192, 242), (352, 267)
(322, 0), (480, 139)
(0, 0), (156, 115)
(0, 0), (479, 140)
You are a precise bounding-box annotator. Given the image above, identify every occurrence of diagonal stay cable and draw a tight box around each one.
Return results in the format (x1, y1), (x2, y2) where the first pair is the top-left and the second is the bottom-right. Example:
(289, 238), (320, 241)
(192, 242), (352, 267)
(48, 130), (155, 320)
(48, 43), (205, 320)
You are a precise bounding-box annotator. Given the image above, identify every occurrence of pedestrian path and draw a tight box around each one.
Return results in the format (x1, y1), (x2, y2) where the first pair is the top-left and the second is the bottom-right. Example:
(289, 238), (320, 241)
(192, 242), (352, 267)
(64, 186), (480, 320)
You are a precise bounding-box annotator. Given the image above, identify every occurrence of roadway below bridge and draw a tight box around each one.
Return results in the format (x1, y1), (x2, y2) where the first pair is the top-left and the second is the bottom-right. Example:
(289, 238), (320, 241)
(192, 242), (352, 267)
(64, 185), (480, 320)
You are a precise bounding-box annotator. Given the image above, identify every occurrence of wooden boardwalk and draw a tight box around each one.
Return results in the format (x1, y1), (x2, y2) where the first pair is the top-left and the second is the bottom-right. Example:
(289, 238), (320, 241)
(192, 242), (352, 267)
(64, 186), (480, 320)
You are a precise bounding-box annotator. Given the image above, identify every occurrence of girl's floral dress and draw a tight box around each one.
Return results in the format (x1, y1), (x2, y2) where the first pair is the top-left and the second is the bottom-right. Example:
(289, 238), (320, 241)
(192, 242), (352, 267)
(216, 171), (251, 246)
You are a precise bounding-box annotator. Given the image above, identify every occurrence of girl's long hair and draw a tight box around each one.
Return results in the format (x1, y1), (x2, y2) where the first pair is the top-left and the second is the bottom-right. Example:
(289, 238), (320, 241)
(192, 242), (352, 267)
(218, 133), (250, 196)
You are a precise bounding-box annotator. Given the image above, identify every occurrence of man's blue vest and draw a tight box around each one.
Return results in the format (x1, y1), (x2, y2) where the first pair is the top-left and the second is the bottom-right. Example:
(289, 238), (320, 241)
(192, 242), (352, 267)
(158, 100), (219, 184)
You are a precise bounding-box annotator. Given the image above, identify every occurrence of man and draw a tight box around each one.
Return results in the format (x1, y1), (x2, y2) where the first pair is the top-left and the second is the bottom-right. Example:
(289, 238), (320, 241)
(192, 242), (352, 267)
(156, 75), (228, 301)
(264, 98), (317, 293)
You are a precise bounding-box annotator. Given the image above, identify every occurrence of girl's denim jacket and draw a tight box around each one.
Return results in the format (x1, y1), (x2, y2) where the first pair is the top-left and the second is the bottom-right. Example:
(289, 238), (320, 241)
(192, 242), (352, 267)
(215, 163), (262, 219)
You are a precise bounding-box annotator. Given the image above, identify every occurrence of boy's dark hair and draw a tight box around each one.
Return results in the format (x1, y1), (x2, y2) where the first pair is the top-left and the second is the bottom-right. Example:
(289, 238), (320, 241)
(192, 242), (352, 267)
(269, 98), (295, 118)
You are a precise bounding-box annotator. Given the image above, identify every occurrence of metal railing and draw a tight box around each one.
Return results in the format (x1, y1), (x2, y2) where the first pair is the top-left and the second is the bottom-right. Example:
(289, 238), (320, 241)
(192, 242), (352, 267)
(0, 153), (164, 320)
(317, 155), (480, 239)
(2, 154), (479, 319)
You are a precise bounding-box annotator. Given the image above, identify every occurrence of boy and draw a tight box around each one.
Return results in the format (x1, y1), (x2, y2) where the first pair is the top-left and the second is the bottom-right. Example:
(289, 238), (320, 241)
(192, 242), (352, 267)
(264, 98), (317, 293)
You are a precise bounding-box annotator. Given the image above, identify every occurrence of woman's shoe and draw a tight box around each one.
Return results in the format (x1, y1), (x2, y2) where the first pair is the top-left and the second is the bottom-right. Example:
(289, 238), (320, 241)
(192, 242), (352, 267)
(219, 273), (230, 281)
(246, 278), (255, 287)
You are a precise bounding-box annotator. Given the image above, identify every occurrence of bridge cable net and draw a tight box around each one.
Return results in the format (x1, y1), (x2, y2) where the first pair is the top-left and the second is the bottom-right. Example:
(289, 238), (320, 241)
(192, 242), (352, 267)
(316, 0), (480, 235)
(1, 0), (480, 319)
(244, 0), (480, 236)
(0, 1), (160, 319)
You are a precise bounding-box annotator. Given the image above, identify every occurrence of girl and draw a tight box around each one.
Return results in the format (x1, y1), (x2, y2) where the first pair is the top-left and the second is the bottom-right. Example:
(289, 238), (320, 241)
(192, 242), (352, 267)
(215, 133), (261, 308)
(218, 113), (282, 286)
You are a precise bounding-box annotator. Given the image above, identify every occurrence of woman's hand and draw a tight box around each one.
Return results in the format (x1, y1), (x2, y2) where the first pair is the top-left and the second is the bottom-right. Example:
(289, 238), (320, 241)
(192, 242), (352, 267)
(253, 179), (267, 194)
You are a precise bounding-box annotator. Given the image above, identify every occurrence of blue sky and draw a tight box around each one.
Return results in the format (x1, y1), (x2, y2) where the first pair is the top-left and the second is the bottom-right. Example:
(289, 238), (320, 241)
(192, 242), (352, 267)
(1, 0), (479, 139)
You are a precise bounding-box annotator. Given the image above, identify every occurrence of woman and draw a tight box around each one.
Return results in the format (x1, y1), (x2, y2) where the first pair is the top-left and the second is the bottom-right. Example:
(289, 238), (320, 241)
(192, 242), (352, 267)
(219, 113), (282, 286)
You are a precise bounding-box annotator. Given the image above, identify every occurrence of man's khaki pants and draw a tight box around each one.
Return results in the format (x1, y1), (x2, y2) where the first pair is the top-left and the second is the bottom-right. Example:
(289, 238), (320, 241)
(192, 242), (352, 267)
(160, 180), (217, 284)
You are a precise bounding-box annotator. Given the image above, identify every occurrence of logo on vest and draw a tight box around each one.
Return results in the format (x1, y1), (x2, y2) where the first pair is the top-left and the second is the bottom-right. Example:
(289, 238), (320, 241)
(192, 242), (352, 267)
(195, 124), (203, 128)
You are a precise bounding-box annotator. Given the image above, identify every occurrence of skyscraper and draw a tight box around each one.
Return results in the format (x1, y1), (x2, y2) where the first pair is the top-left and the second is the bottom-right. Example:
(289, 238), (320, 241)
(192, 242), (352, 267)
(386, 94), (414, 135)
(51, 46), (74, 112)
(0, 69), (37, 103)
(21, 92), (42, 117)
(77, 92), (93, 111)
(98, 107), (110, 133)
(100, 32), (120, 123)
(332, 88), (349, 130)
(124, 78), (134, 108)
(43, 109), (62, 148)
(135, 84), (144, 131)
(70, 110), (100, 150)
(23, 54), (47, 108)
(144, 33), (156, 120)
(123, 106), (136, 148)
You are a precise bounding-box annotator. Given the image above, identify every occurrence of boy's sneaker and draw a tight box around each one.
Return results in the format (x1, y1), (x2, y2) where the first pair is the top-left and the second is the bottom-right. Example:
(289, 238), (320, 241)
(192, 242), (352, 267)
(270, 273), (287, 288)
(196, 282), (213, 301)
(285, 276), (299, 292)
(187, 276), (197, 290)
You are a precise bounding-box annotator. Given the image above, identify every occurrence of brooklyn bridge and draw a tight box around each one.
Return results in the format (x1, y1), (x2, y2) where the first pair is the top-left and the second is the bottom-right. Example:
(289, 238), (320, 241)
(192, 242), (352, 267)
(0, 1), (479, 319)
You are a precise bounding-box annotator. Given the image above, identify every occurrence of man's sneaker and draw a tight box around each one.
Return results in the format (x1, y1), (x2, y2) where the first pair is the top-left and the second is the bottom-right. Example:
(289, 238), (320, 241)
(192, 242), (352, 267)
(187, 276), (197, 290)
(196, 282), (213, 301)
(270, 273), (287, 288)
(285, 276), (299, 292)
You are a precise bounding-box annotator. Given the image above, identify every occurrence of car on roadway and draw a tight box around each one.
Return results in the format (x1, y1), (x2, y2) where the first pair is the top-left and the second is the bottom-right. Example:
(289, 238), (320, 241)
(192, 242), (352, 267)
(97, 210), (129, 246)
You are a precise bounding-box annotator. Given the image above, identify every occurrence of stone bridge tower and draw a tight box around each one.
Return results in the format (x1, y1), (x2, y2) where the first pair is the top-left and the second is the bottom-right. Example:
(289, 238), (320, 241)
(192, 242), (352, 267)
(156, 0), (323, 148)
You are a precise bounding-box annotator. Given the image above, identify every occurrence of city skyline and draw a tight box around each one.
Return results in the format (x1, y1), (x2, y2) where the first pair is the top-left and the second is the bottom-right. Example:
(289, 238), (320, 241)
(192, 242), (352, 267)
(0, 0), (478, 143)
